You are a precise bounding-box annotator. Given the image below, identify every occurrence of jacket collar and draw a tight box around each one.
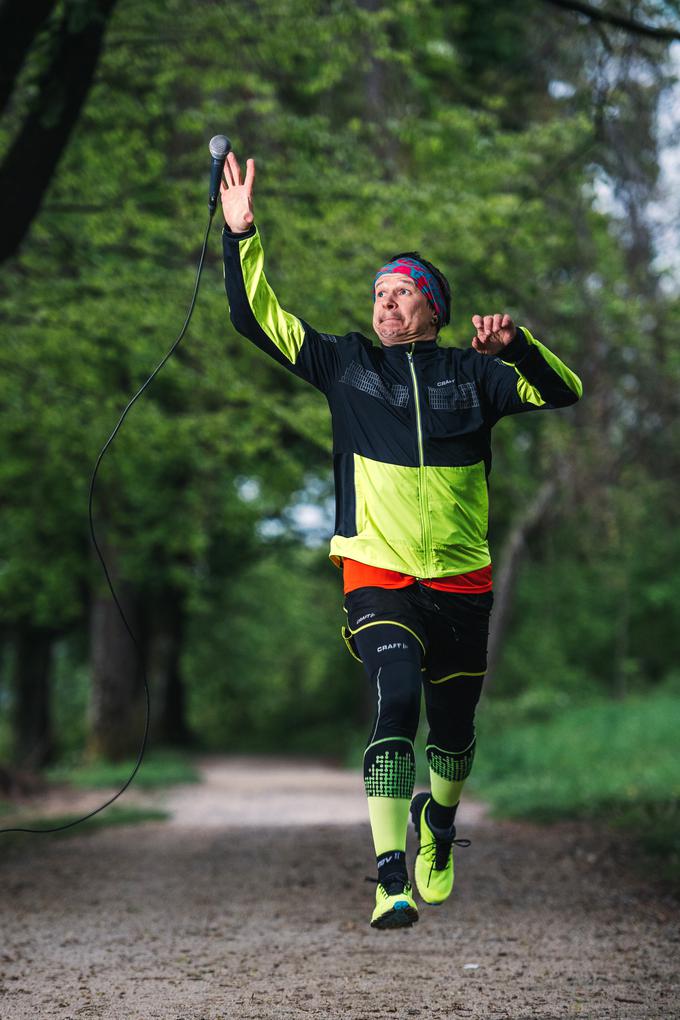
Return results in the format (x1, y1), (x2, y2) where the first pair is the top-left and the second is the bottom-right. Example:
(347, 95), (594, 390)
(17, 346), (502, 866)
(380, 339), (440, 356)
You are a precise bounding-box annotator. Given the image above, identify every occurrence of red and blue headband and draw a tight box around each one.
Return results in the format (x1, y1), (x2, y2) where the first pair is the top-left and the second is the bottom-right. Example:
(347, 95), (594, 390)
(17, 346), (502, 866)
(374, 258), (446, 323)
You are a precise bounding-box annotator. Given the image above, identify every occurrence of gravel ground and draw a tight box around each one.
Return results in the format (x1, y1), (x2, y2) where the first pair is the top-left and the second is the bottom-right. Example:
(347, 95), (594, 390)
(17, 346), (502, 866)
(0, 756), (678, 1020)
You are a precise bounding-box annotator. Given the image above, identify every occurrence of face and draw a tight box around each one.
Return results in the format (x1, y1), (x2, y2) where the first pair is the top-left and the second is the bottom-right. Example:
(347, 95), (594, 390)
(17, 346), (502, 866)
(372, 274), (438, 346)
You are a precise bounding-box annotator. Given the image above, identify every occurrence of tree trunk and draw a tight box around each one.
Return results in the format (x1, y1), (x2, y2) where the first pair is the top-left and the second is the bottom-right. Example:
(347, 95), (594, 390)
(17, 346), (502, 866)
(11, 622), (55, 769)
(147, 589), (193, 747)
(87, 557), (145, 761)
(485, 479), (557, 689)
(0, 0), (56, 116)
(0, 0), (118, 263)
(357, 0), (400, 170)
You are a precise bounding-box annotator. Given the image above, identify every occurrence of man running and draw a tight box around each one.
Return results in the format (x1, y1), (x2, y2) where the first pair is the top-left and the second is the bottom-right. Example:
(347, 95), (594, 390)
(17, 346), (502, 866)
(220, 150), (582, 930)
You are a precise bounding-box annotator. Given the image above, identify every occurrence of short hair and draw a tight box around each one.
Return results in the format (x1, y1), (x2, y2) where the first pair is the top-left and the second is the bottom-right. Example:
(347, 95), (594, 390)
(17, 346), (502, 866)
(386, 250), (452, 328)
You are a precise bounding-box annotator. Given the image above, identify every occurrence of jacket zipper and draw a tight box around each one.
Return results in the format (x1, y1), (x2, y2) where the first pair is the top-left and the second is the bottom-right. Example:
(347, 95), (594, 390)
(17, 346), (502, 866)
(407, 345), (433, 575)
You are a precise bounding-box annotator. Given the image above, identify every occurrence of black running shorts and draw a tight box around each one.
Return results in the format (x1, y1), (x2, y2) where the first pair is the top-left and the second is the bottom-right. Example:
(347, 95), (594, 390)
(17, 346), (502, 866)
(342, 582), (493, 683)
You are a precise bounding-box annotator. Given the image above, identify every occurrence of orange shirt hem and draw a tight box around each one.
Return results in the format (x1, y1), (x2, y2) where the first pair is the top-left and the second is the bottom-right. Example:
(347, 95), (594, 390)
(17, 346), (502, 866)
(342, 558), (492, 596)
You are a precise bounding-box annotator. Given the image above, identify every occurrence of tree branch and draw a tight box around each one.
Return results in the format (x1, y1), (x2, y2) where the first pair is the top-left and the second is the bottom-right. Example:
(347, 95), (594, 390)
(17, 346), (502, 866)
(542, 0), (680, 41)
(0, 0), (119, 264)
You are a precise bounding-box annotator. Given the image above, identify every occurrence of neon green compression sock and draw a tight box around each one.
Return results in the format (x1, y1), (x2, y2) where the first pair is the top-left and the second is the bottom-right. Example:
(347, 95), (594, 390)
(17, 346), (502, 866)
(426, 737), (476, 814)
(363, 736), (415, 855)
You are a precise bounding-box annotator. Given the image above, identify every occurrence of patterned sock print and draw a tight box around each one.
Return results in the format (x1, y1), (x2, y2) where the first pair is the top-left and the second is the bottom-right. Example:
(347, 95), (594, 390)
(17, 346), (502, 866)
(426, 739), (476, 783)
(364, 738), (416, 799)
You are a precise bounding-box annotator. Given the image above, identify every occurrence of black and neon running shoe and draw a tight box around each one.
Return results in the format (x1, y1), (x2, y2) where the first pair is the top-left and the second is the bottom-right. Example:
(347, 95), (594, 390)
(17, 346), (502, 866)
(410, 792), (470, 905)
(368, 876), (419, 929)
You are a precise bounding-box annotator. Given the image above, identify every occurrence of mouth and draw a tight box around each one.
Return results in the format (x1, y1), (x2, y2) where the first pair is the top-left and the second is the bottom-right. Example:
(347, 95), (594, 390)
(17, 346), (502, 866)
(381, 316), (402, 324)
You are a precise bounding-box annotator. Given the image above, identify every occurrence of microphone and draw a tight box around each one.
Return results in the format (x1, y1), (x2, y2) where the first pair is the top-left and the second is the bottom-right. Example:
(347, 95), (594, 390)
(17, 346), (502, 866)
(208, 134), (231, 212)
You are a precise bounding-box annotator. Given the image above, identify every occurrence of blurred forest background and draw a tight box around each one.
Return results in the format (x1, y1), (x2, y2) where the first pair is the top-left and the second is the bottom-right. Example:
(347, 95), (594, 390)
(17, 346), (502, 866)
(1, 0), (679, 871)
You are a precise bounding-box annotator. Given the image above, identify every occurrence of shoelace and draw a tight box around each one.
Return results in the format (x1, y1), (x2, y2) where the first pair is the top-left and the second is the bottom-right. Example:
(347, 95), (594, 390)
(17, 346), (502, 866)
(419, 835), (471, 884)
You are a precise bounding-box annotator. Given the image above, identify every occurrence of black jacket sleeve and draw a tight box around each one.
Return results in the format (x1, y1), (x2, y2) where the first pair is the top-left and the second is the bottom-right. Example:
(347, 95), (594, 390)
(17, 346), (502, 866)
(480, 326), (582, 424)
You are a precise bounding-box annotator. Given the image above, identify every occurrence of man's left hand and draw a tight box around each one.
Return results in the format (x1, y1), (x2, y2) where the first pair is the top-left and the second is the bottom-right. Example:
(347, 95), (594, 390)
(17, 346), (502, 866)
(471, 313), (517, 356)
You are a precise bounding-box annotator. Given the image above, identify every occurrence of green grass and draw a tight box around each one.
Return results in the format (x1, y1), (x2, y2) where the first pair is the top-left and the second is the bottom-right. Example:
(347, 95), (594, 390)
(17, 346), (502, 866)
(468, 691), (680, 887)
(45, 750), (200, 790)
(0, 805), (170, 845)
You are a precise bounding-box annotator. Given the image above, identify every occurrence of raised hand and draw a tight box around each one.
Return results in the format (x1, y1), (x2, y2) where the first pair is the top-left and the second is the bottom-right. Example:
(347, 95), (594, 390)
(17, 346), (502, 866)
(471, 313), (517, 356)
(219, 151), (256, 233)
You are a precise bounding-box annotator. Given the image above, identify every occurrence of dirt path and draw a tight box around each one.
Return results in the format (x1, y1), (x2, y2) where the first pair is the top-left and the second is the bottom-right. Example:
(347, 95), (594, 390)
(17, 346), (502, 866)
(1, 757), (677, 1020)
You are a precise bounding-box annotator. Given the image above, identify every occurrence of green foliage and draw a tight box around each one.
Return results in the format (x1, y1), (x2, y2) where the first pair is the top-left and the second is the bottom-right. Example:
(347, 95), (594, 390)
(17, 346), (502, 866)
(473, 692), (680, 815)
(0, 806), (170, 846)
(496, 475), (680, 704)
(469, 690), (680, 885)
(184, 545), (366, 755)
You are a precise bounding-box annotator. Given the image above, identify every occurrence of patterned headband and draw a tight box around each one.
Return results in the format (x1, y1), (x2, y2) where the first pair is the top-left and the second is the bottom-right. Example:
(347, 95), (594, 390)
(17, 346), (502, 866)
(373, 258), (446, 323)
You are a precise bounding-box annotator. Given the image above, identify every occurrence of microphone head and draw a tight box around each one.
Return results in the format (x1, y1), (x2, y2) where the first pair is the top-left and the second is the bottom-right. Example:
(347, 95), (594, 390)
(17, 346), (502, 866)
(209, 134), (232, 160)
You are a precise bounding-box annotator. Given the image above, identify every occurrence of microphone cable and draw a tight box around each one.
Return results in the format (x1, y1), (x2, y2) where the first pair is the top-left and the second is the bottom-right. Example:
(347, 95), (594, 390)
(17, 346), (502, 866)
(0, 207), (217, 835)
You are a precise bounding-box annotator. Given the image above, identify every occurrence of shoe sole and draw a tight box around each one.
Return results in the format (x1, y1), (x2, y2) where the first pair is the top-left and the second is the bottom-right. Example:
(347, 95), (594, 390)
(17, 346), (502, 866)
(371, 902), (419, 929)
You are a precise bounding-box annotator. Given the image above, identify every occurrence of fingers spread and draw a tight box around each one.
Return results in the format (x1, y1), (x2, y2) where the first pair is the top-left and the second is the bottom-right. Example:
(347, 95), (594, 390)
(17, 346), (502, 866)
(472, 314), (483, 331)
(483, 314), (494, 333)
(229, 151), (243, 185)
(492, 313), (503, 333)
(245, 157), (256, 192)
(223, 155), (236, 187)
